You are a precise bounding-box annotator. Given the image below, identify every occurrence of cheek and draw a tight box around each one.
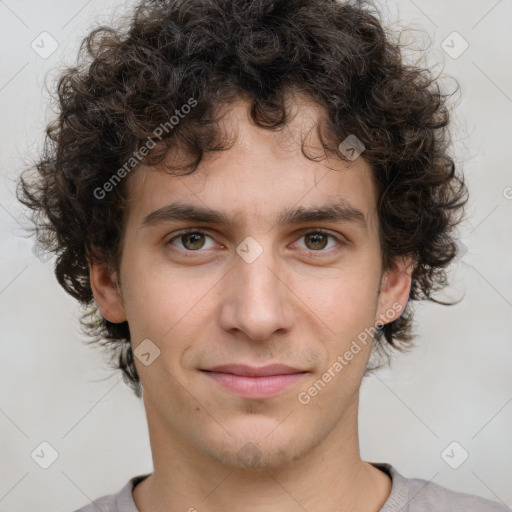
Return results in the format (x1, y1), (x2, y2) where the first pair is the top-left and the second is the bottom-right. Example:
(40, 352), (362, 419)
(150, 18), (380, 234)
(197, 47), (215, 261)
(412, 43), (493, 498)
(293, 265), (381, 361)
(121, 256), (219, 344)
(301, 267), (380, 320)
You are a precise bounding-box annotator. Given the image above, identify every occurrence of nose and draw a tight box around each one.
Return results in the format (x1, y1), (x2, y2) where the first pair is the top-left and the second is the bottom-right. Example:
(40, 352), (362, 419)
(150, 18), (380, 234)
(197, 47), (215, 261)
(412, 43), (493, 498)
(218, 241), (295, 342)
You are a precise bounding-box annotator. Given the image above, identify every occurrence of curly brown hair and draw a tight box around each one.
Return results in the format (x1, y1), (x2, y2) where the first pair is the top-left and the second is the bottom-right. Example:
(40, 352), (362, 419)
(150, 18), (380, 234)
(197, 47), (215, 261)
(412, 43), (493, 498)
(17, 0), (467, 398)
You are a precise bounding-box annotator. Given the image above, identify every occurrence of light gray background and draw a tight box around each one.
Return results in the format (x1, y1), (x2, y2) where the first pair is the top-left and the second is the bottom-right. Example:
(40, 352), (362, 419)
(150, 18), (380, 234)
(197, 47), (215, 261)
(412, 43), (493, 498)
(0, 0), (511, 511)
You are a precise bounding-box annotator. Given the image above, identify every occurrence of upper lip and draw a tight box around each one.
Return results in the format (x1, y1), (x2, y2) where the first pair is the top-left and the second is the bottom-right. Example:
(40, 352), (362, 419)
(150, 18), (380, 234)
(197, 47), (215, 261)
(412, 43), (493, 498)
(202, 364), (306, 377)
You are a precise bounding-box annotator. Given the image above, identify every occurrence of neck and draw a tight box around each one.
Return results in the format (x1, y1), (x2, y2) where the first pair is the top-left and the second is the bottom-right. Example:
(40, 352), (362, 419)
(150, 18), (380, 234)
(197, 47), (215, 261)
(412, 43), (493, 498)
(133, 395), (391, 512)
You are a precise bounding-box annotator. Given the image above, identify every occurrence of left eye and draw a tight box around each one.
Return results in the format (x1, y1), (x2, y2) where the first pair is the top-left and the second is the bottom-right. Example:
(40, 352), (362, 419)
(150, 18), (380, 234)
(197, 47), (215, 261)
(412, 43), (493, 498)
(295, 231), (339, 252)
(167, 230), (340, 253)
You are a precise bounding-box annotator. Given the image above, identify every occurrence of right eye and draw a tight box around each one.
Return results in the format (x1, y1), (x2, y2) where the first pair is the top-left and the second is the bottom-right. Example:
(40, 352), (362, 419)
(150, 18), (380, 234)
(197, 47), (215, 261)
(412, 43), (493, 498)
(167, 230), (218, 253)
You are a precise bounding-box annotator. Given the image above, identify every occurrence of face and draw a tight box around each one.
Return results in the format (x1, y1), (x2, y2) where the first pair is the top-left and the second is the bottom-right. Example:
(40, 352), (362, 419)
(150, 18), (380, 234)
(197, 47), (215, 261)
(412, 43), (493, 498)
(90, 97), (411, 471)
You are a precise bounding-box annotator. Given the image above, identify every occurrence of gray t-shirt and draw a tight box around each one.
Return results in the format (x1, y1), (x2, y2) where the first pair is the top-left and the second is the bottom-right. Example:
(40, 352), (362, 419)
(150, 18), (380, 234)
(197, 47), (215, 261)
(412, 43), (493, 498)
(72, 462), (510, 511)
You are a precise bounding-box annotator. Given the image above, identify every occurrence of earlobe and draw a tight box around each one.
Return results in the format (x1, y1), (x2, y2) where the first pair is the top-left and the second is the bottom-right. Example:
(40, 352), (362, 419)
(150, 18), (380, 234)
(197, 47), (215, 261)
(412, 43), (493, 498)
(88, 249), (127, 324)
(375, 256), (413, 326)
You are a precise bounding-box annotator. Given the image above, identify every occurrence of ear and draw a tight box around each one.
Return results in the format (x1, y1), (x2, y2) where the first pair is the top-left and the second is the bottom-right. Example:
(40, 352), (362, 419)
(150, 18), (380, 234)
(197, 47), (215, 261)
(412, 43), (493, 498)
(375, 256), (413, 326)
(87, 246), (127, 323)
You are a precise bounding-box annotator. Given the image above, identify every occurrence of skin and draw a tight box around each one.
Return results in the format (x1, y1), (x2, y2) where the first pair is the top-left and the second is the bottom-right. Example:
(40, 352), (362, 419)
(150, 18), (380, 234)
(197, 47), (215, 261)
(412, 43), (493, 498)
(89, 95), (412, 512)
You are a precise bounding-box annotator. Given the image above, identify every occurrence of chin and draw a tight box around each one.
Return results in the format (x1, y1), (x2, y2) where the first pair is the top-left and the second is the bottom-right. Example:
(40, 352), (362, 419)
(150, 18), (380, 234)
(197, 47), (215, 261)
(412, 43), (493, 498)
(204, 428), (317, 471)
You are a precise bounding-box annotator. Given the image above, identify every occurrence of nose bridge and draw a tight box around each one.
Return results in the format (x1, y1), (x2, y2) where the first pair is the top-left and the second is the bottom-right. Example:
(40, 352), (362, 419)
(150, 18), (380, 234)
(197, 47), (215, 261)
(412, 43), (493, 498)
(220, 235), (294, 340)
(240, 250), (280, 304)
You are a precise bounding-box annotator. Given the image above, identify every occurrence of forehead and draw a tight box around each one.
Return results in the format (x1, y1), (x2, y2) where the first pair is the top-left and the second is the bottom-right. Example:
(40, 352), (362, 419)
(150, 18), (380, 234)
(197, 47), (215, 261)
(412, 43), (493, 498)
(123, 98), (378, 232)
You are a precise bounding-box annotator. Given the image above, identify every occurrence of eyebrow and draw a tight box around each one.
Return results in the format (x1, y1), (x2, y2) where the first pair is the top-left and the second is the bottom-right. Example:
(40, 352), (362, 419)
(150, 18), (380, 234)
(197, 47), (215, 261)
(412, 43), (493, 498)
(141, 199), (367, 229)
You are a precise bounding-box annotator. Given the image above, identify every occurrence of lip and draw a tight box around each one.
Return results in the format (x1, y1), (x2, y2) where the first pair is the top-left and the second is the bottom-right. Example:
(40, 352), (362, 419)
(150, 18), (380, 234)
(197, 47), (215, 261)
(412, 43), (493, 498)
(203, 364), (305, 377)
(201, 364), (308, 399)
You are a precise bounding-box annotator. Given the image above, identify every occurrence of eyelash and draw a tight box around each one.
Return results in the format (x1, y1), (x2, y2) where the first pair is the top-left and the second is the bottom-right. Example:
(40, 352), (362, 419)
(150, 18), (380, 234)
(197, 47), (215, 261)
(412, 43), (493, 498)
(166, 229), (344, 257)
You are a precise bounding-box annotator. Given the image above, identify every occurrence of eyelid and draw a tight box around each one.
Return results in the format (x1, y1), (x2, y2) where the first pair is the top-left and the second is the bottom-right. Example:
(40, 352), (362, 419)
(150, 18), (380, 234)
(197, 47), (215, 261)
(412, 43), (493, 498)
(291, 228), (346, 253)
(166, 228), (221, 252)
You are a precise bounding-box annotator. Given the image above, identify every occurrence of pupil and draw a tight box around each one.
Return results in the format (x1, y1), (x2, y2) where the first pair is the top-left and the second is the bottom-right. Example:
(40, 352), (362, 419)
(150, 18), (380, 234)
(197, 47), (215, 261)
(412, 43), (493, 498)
(185, 233), (204, 250)
(307, 233), (327, 250)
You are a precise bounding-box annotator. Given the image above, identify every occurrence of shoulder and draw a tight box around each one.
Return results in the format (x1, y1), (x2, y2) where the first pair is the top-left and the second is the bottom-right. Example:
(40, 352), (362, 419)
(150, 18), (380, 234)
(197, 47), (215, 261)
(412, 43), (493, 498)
(406, 475), (509, 511)
(71, 493), (117, 512)
(70, 474), (149, 512)
(373, 463), (509, 512)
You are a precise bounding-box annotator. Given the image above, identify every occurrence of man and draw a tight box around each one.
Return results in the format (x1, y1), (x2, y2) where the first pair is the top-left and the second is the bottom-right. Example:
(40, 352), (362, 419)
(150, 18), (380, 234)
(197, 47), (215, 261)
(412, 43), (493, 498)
(17, 0), (508, 510)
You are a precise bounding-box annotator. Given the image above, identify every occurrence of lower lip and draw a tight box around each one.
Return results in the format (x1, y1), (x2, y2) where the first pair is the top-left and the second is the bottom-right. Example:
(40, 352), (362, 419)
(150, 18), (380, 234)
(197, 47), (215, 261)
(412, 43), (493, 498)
(202, 371), (307, 398)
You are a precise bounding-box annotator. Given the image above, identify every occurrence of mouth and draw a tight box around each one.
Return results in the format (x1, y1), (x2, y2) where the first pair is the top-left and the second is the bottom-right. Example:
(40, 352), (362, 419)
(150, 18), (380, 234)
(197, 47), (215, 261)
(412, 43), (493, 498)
(200, 364), (309, 399)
